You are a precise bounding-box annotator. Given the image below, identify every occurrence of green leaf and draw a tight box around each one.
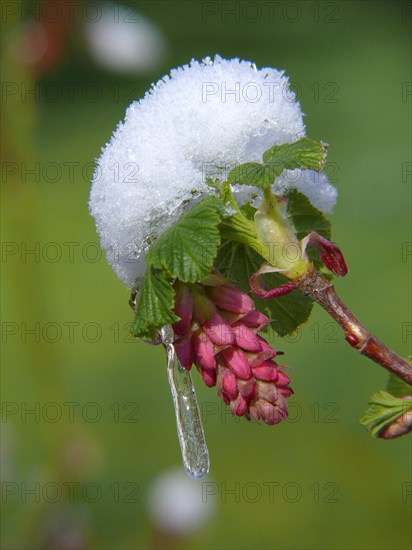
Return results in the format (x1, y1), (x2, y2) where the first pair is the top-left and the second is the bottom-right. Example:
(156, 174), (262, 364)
(262, 137), (327, 177)
(219, 181), (265, 257)
(240, 201), (257, 221)
(227, 162), (269, 188)
(386, 373), (412, 397)
(215, 241), (313, 337)
(131, 267), (178, 339)
(146, 197), (222, 283)
(221, 180), (238, 209)
(226, 138), (328, 190)
(287, 190), (331, 240)
(286, 190), (332, 273)
(360, 390), (412, 438)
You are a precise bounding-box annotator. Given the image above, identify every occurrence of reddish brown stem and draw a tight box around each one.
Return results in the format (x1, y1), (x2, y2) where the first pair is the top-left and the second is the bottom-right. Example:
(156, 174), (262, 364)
(294, 268), (412, 385)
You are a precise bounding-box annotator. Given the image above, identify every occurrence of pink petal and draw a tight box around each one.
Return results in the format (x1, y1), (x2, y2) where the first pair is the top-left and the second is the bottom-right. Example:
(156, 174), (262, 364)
(220, 347), (251, 380)
(221, 371), (239, 400)
(252, 362), (279, 382)
(193, 331), (216, 370)
(234, 323), (262, 352)
(222, 393), (230, 405)
(209, 285), (255, 314)
(230, 395), (248, 416)
(203, 312), (235, 345)
(276, 371), (291, 388)
(241, 310), (271, 330)
(201, 368), (217, 387)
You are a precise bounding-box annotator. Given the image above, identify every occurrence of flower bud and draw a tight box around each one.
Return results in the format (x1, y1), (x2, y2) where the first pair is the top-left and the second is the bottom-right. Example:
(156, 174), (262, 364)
(241, 310), (271, 330)
(378, 396), (412, 439)
(201, 368), (217, 388)
(230, 395), (248, 417)
(233, 323), (261, 352)
(252, 362), (279, 382)
(172, 278), (293, 426)
(174, 335), (195, 370)
(221, 371), (239, 400)
(208, 285), (255, 314)
(193, 331), (216, 371)
(203, 312), (235, 346)
(220, 348), (251, 380)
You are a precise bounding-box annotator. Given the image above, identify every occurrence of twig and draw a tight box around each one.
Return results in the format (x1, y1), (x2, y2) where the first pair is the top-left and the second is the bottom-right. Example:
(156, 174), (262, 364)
(294, 268), (412, 385)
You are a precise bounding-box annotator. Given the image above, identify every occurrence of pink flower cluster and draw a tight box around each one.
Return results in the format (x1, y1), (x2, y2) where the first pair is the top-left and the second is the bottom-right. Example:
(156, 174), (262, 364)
(172, 276), (293, 425)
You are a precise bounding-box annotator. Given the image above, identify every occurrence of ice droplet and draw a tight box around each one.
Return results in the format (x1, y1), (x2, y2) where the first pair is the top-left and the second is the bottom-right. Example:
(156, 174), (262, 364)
(161, 327), (210, 479)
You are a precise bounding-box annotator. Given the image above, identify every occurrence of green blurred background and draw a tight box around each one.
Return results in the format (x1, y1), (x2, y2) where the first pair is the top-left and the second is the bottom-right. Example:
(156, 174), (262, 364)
(1, 1), (411, 548)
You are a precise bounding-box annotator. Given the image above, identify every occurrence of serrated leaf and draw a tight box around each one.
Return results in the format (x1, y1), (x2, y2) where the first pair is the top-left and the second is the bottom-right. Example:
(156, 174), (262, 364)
(215, 241), (313, 336)
(287, 190), (331, 240)
(262, 138), (327, 177)
(360, 390), (412, 438)
(226, 139), (328, 191)
(227, 162), (268, 187)
(286, 190), (332, 273)
(146, 197), (222, 283)
(386, 373), (412, 397)
(240, 201), (257, 221)
(219, 181), (263, 254)
(130, 267), (178, 339)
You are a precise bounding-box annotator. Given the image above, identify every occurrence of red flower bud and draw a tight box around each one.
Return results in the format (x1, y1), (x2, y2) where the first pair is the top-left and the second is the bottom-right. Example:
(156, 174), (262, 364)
(276, 370), (291, 388)
(203, 312), (235, 345)
(233, 323), (262, 351)
(201, 367), (217, 388)
(208, 285), (255, 314)
(172, 277), (293, 426)
(252, 362), (279, 382)
(230, 395), (248, 416)
(193, 331), (216, 371)
(241, 310), (271, 330)
(174, 335), (195, 370)
(221, 347), (251, 380)
(305, 231), (348, 277)
(221, 371), (239, 400)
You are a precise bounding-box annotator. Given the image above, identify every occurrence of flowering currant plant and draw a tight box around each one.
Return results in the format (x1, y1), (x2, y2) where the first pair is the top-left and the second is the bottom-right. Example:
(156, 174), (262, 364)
(90, 56), (411, 477)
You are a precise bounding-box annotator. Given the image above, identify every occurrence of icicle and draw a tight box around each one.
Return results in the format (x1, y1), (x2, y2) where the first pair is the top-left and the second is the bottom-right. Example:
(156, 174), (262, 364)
(160, 326), (210, 479)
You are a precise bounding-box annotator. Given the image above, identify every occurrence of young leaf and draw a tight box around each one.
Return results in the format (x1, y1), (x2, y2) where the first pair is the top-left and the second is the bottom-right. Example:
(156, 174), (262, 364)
(215, 241), (313, 336)
(219, 181), (266, 257)
(287, 190), (331, 240)
(262, 137), (327, 176)
(240, 201), (257, 221)
(131, 267), (178, 339)
(146, 197), (222, 283)
(227, 162), (267, 187)
(286, 190), (332, 273)
(386, 373), (412, 397)
(360, 390), (412, 438)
